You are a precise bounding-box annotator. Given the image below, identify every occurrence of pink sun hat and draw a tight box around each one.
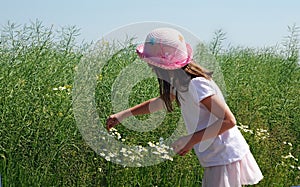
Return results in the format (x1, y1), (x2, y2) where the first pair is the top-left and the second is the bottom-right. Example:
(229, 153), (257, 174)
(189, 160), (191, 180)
(136, 28), (193, 70)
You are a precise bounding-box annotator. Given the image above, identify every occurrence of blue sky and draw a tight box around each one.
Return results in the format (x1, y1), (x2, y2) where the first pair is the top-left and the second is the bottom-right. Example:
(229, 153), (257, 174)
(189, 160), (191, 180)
(1, 0), (300, 47)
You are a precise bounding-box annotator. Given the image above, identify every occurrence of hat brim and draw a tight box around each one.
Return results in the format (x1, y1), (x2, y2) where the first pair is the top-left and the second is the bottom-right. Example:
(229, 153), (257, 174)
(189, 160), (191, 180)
(136, 43), (193, 70)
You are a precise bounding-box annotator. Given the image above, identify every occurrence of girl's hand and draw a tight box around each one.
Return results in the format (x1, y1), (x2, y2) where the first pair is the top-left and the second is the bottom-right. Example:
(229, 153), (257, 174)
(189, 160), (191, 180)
(171, 135), (194, 156)
(106, 114), (121, 131)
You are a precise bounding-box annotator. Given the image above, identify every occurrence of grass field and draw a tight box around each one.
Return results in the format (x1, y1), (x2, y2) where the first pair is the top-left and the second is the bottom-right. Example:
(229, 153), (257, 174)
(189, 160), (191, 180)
(0, 21), (299, 186)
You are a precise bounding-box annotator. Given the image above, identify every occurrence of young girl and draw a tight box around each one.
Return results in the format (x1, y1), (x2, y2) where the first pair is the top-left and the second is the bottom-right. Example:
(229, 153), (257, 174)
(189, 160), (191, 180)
(106, 28), (263, 186)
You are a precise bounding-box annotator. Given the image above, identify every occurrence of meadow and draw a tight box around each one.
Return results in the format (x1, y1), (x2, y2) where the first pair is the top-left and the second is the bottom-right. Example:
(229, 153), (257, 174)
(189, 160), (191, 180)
(0, 21), (299, 186)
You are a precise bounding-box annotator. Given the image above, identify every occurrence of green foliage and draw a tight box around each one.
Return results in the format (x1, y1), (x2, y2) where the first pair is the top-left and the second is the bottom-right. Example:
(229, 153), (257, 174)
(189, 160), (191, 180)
(0, 21), (299, 186)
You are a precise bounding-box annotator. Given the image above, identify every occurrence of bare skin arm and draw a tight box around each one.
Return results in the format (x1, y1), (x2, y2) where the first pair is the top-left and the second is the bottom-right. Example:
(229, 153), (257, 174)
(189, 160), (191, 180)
(172, 94), (236, 156)
(106, 96), (167, 131)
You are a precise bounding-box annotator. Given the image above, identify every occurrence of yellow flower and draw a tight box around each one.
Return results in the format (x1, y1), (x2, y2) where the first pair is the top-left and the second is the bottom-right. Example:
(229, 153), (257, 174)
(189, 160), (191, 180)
(178, 34), (184, 42)
(97, 74), (103, 81)
(65, 85), (72, 89)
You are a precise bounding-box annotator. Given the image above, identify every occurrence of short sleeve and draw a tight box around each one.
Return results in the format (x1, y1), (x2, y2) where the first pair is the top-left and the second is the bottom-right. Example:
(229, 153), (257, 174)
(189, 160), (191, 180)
(191, 77), (216, 102)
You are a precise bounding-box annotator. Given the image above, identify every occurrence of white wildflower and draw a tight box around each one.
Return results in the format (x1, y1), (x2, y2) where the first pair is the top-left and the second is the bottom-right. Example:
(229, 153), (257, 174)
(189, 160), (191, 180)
(258, 128), (268, 133)
(136, 163), (142, 167)
(59, 86), (66, 91)
(136, 145), (148, 153)
(240, 125), (249, 129)
(245, 129), (254, 134)
(238, 125), (251, 132)
(113, 132), (121, 140)
(282, 152), (296, 159)
(129, 155), (136, 161)
(137, 145), (143, 150)
(120, 148), (127, 153)
(161, 154), (173, 161)
(156, 147), (168, 154)
(108, 152), (115, 158)
(153, 151), (161, 155)
(238, 125), (253, 134)
(148, 142), (155, 147)
(160, 144), (172, 150)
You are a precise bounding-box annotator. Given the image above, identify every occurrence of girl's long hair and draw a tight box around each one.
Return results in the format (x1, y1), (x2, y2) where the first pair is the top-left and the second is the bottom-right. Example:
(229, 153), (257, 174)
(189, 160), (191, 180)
(153, 61), (212, 112)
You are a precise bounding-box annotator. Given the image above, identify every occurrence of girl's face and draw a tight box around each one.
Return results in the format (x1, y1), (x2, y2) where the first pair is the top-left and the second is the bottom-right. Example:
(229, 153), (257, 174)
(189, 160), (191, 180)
(150, 64), (190, 93)
(150, 66), (173, 83)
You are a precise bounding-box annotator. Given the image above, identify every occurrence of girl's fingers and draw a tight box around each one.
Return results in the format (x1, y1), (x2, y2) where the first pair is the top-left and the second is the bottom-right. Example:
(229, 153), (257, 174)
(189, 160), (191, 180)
(172, 139), (191, 156)
(171, 143), (178, 152)
(106, 116), (120, 131)
(106, 117), (114, 131)
(172, 143), (183, 154)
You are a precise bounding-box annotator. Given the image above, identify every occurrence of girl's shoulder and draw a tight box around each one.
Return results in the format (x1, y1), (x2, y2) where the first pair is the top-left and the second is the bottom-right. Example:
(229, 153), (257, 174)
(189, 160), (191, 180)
(190, 77), (214, 90)
(190, 76), (212, 85)
(188, 77), (216, 102)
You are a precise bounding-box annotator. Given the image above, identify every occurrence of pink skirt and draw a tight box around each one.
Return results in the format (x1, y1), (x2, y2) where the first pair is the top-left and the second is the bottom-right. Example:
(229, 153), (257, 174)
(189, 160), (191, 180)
(202, 152), (263, 187)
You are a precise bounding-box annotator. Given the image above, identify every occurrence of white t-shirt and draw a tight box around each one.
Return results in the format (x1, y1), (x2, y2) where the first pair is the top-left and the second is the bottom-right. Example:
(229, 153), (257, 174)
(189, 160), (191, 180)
(178, 77), (249, 167)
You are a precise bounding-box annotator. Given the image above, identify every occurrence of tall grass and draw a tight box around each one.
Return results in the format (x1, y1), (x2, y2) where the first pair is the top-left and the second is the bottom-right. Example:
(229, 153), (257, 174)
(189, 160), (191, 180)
(0, 21), (299, 186)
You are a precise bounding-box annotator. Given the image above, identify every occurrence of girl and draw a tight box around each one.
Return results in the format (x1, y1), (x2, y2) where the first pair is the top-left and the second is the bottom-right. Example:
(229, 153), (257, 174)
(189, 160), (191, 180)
(106, 28), (263, 186)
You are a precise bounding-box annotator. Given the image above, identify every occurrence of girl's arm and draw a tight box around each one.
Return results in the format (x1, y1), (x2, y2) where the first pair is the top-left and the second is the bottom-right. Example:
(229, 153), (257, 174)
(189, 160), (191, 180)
(106, 96), (167, 131)
(172, 94), (236, 156)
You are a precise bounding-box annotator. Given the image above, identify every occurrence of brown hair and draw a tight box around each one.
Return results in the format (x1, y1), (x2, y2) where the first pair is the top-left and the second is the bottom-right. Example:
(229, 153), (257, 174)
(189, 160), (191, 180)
(153, 61), (212, 112)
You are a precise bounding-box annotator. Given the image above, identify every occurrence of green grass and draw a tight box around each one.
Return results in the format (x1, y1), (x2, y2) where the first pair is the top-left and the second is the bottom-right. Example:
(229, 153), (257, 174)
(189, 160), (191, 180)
(0, 21), (299, 186)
